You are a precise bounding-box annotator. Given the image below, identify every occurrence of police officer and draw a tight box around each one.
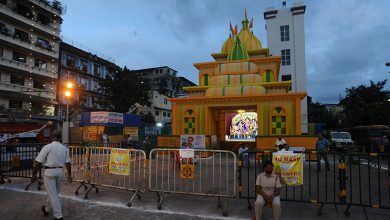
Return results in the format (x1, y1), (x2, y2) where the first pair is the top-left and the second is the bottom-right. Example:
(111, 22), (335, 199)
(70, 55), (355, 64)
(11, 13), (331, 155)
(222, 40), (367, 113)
(31, 130), (72, 220)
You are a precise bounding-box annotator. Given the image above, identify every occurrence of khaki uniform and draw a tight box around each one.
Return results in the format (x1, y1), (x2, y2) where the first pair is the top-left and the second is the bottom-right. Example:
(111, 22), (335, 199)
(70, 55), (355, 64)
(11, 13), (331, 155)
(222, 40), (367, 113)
(35, 141), (71, 219)
(255, 172), (282, 220)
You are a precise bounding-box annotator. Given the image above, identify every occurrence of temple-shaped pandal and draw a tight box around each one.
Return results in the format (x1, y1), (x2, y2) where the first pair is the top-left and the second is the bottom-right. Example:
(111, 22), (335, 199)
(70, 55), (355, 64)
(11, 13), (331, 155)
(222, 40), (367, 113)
(169, 12), (307, 149)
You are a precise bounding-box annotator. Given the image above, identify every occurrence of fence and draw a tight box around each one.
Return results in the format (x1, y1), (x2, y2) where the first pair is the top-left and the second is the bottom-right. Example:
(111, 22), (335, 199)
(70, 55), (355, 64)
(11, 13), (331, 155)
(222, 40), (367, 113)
(148, 148), (236, 216)
(72, 147), (146, 207)
(0, 144), (44, 190)
(238, 150), (390, 218)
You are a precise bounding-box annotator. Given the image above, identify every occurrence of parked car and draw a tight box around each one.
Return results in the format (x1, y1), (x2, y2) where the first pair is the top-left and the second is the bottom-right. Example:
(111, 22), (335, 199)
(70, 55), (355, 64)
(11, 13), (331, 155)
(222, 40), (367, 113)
(329, 131), (354, 151)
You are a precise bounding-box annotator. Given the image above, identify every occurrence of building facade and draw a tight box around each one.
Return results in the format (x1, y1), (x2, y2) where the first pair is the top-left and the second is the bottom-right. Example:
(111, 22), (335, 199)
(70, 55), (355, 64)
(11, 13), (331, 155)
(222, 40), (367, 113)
(130, 66), (195, 125)
(58, 41), (117, 124)
(264, 1), (308, 133)
(0, 0), (62, 122)
(170, 13), (306, 147)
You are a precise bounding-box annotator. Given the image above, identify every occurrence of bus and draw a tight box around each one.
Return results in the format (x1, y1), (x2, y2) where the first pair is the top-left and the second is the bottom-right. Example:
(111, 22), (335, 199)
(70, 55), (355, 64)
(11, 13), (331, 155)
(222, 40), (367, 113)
(345, 125), (390, 153)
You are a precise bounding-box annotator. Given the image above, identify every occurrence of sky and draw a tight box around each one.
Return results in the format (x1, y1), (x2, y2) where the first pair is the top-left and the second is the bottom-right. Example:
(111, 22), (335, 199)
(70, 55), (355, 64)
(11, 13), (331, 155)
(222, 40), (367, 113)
(60, 0), (390, 104)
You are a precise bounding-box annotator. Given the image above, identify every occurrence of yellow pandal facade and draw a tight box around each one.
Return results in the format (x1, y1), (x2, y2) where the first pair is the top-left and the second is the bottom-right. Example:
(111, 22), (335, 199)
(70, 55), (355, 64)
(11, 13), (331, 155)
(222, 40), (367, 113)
(169, 13), (306, 148)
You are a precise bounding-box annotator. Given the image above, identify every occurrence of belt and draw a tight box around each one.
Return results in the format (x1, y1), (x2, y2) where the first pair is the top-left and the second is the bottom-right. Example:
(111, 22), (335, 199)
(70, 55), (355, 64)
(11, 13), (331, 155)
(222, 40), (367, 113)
(45, 166), (63, 169)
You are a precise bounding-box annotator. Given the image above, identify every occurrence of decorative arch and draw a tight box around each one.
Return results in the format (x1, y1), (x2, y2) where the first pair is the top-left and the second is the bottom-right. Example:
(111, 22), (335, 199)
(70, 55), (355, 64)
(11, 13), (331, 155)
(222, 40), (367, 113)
(270, 106), (287, 135)
(262, 69), (274, 82)
(183, 109), (196, 134)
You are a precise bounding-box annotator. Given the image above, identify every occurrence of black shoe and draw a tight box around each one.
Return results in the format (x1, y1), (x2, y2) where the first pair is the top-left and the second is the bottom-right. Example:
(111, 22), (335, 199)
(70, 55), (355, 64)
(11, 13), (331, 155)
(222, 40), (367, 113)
(41, 205), (49, 217)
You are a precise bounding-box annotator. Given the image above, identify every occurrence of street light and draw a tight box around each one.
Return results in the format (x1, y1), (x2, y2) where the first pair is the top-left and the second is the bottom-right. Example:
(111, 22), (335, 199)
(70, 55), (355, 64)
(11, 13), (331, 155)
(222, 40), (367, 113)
(64, 82), (73, 122)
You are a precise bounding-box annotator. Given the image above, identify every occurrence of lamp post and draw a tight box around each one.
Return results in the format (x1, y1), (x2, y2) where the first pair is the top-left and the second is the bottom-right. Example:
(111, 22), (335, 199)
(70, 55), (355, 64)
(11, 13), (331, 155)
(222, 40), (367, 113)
(63, 81), (73, 144)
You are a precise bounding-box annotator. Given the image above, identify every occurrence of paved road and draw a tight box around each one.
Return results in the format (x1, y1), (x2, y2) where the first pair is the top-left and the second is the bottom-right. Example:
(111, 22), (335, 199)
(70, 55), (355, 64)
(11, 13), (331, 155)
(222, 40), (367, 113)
(1, 178), (390, 220)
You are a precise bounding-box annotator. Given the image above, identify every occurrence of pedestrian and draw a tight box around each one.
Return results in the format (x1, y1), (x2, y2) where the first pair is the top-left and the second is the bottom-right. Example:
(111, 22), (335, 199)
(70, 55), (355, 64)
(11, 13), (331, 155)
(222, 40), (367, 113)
(255, 161), (282, 220)
(275, 135), (287, 151)
(31, 130), (72, 220)
(238, 142), (249, 167)
(316, 133), (330, 171)
(102, 131), (109, 147)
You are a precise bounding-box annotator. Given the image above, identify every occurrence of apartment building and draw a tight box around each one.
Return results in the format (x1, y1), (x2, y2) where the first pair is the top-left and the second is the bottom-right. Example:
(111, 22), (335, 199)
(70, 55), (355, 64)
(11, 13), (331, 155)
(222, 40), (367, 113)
(0, 0), (62, 122)
(58, 41), (117, 124)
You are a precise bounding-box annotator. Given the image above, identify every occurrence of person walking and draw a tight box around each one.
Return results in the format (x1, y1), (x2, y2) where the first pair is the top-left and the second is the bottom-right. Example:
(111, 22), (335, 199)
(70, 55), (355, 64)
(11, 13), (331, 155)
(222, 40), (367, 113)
(316, 133), (330, 171)
(31, 130), (72, 220)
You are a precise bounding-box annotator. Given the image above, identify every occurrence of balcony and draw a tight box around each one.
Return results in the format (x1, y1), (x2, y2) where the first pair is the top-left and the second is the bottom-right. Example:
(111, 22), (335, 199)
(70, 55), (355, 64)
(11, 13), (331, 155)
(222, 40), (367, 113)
(0, 3), (60, 37)
(0, 81), (56, 100)
(0, 56), (58, 79)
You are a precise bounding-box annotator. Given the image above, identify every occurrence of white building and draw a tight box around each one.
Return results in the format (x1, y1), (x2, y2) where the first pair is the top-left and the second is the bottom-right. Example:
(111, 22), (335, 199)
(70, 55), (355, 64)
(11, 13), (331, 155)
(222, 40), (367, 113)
(264, 1), (308, 133)
(0, 0), (62, 121)
(136, 90), (172, 125)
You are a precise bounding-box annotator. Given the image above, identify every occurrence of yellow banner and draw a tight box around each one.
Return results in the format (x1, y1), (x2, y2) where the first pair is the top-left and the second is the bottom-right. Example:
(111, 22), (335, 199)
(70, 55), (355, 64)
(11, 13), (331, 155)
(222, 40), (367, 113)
(123, 127), (138, 136)
(109, 148), (130, 175)
(180, 164), (195, 179)
(272, 152), (303, 186)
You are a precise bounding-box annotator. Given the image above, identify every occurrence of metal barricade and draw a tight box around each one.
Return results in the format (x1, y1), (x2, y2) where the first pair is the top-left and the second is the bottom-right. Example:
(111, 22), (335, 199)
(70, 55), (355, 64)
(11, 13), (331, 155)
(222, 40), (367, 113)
(343, 153), (390, 218)
(239, 150), (346, 216)
(68, 146), (90, 195)
(75, 147), (146, 207)
(148, 148), (236, 216)
(0, 144), (44, 190)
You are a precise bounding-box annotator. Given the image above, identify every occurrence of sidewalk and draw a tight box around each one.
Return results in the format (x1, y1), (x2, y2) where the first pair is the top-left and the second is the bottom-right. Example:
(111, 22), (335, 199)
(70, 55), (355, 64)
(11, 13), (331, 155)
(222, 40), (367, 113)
(0, 178), (389, 220)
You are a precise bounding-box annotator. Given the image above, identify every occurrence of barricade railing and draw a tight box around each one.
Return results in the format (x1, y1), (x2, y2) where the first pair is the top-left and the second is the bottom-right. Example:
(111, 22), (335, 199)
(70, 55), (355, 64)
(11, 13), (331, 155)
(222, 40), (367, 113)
(73, 147), (146, 207)
(148, 148), (236, 216)
(239, 150), (346, 216)
(0, 144), (44, 190)
(343, 153), (390, 218)
(68, 146), (89, 194)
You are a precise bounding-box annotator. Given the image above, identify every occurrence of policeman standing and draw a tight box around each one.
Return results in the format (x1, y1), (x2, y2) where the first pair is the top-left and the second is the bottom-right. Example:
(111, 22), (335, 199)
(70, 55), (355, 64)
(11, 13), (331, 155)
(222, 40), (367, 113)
(31, 130), (72, 220)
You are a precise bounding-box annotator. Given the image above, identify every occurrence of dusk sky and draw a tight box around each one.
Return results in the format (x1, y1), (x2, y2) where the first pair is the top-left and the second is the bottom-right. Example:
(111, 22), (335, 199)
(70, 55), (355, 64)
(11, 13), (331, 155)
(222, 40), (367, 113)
(60, 0), (390, 103)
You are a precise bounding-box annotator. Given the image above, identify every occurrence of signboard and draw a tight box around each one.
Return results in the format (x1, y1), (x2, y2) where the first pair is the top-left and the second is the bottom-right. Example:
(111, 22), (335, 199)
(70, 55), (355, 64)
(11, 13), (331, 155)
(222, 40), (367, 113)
(180, 135), (205, 149)
(109, 148), (130, 175)
(179, 149), (194, 159)
(272, 152), (303, 186)
(83, 126), (104, 141)
(91, 112), (123, 124)
(123, 127), (138, 137)
(180, 164), (195, 179)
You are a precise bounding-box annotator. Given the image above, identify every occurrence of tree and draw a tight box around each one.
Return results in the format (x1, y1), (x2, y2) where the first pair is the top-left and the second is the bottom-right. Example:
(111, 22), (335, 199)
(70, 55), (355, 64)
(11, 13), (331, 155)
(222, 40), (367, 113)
(339, 80), (390, 126)
(308, 101), (338, 129)
(98, 66), (151, 113)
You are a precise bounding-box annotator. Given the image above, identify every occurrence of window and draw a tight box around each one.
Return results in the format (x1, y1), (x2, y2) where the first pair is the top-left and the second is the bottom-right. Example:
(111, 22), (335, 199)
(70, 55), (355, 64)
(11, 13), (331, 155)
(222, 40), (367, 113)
(184, 110), (195, 134)
(155, 111), (159, 116)
(163, 112), (166, 117)
(37, 13), (50, 25)
(94, 64), (101, 76)
(66, 54), (75, 67)
(10, 74), (24, 85)
(164, 98), (168, 105)
(34, 58), (47, 69)
(281, 49), (291, 66)
(33, 79), (44, 89)
(280, 25), (289, 41)
(167, 112), (171, 117)
(0, 47), (3, 57)
(9, 100), (22, 109)
(13, 51), (26, 63)
(271, 107), (287, 135)
(281, 74), (292, 81)
(14, 29), (29, 43)
(16, 3), (33, 19)
(80, 59), (88, 72)
(36, 37), (50, 50)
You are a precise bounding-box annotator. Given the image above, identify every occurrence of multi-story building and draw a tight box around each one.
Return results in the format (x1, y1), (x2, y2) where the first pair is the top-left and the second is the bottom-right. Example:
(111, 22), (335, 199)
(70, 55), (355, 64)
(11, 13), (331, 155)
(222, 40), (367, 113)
(264, 1), (308, 133)
(58, 41), (117, 124)
(0, 0), (62, 122)
(130, 66), (195, 125)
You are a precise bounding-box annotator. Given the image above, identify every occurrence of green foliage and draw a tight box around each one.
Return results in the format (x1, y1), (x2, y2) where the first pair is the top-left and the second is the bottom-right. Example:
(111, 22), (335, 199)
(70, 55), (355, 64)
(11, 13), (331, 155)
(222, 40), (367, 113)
(308, 102), (338, 129)
(141, 112), (156, 126)
(98, 66), (151, 113)
(339, 80), (390, 126)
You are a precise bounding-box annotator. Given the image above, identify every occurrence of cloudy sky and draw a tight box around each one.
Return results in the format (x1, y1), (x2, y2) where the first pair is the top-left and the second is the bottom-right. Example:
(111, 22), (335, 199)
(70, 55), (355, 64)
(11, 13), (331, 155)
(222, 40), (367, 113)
(60, 0), (390, 103)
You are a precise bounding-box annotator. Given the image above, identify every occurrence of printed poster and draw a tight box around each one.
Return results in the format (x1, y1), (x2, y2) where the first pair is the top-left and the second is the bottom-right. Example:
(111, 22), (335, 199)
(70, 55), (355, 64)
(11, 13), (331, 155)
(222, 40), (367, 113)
(109, 148), (130, 175)
(179, 149), (195, 159)
(272, 152), (303, 186)
(180, 135), (205, 149)
(180, 164), (195, 179)
(90, 112), (123, 124)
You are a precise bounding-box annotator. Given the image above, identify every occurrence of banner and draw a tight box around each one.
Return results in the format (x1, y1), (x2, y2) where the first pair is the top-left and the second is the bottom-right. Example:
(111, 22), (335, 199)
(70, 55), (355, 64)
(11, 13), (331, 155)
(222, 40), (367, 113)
(179, 149), (194, 159)
(109, 148), (130, 175)
(180, 135), (205, 149)
(272, 152), (303, 186)
(123, 127), (138, 137)
(91, 112), (123, 124)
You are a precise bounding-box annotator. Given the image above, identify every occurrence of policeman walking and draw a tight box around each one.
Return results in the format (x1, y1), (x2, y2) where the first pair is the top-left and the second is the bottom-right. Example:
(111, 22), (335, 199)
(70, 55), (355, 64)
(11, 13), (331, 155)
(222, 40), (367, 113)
(31, 130), (72, 220)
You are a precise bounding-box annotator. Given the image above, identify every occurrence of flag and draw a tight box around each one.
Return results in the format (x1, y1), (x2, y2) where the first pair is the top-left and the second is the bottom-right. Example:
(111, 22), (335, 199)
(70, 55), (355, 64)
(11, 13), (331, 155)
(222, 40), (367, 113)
(249, 18), (253, 28)
(229, 22), (234, 35)
(234, 25), (238, 36)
